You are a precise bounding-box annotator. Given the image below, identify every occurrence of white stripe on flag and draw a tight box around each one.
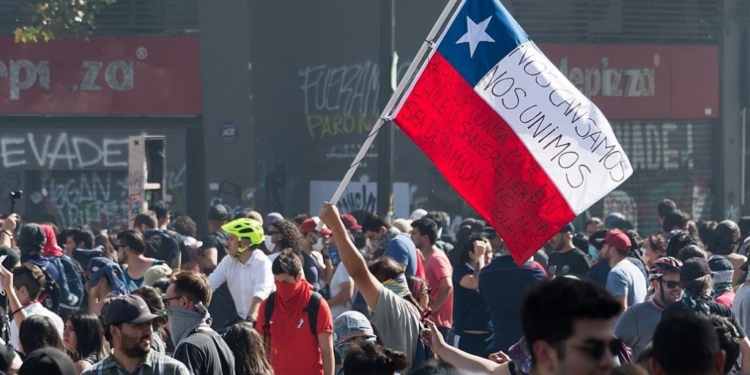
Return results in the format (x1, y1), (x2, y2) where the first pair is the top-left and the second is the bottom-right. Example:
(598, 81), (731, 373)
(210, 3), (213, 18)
(474, 41), (633, 214)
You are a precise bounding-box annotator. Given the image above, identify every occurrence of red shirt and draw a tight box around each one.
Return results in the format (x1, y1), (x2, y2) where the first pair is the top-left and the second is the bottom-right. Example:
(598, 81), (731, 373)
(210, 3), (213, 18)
(425, 249), (453, 329)
(256, 296), (333, 375)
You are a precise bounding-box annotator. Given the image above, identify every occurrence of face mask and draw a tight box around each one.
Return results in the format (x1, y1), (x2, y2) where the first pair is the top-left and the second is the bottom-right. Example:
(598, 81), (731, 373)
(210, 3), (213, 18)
(275, 279), (305, 300)
(166, 306), (207, 347)
(588, 245), (599, 260)
(264, 235), (275, 251)
(312, 237), (324, 252)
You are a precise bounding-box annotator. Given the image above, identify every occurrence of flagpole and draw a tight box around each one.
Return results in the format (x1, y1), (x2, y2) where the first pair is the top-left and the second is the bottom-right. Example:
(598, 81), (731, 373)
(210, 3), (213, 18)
(318, 0), (462, 227)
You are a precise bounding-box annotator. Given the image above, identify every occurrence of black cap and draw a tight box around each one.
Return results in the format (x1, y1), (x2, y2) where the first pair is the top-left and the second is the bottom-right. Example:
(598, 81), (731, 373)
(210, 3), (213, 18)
(102, 295), (166, 326)
(17, 223), (47, 254)
(681, 258), (715, 282)
(484, 227), (498, 239)
(19, 347), (76, 375)
(559, 223), (575, 234)
(207, 205), (229, 221)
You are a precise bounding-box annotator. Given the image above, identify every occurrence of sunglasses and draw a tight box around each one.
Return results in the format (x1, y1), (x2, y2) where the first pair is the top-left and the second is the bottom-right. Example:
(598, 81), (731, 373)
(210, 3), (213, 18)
(162, 295), (182, 304)
(659, 280), (681, 289)
(570, 338), (622, 361)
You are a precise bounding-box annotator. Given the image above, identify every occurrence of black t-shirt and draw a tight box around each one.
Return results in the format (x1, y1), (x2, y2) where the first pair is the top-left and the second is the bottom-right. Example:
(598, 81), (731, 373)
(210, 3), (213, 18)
(548, 248), (590, 279)
(173, 329), (236, 375)
(201, 230), (229, 275)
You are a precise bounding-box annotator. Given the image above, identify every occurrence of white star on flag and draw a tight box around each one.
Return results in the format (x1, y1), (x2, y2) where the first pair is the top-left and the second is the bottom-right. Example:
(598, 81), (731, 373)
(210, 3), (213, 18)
(456, 15), (495, 57)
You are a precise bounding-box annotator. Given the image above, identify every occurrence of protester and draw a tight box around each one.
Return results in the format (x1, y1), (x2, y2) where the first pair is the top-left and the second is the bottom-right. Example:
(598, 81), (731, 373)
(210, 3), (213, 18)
(133, 212), (180, 269)
(84, 257), (128, 316)
(208, 218), (274, 324)
(342, 341), (409, 375)
(166, 271), (235, 375)
(256, 250), (334, 375)
(584, 217), (604, 237)
(410, 218), (453, 338)
(222, 322), (273, 375)
(649, 313), (726, 375)
(326, 233), (355, 318)
(332, 311), (381, 375)
(63, 311), (107, 374)
(41, 224), (84, 319)
(265, 219), (306, 262)
(362, 213), (423, 278)
(0, 263), (64, 352)
(131, 286), (169, 354)
(19, 347), (77, 375)
(117, 230), (162, 292)
(657, 199), (678, 226)
(711, 220), (747, 287)
(82, 295), (189, 375)
(299, 217), (333, 291)
(709, 255), (736, 307)
(615, 257), (682, 358)
(451, 235), (492, 357)
(195, 205), (230, 273)
(19, 315), (64, 355)
(547, 223), (590, 279)
(603, 230), (647, 311)
(642, 234), (668, 268)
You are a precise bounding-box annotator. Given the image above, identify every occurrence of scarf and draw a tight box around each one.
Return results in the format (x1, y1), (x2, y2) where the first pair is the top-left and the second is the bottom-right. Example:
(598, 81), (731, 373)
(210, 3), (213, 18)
(382, 274), (411, 298)
(682, 288), (713, 316)
(270, 279), (313, 345)
(41, 225), (64, 257)
(374, 227), (400, 251)
(714, 282), (734, 296)
(167, 305), (210, 347)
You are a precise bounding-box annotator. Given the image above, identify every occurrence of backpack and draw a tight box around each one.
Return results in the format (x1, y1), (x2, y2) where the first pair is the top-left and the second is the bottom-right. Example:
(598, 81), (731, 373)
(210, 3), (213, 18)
(37, 262), (61, 315)
(48, 255), (84, 319)
(143, 229), (180, 267)
(262, 291), (322, 346)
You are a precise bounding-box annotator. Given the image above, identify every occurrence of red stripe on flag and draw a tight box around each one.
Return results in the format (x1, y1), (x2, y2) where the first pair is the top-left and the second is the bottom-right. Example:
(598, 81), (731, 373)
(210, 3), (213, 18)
(394, 53), (576, 265)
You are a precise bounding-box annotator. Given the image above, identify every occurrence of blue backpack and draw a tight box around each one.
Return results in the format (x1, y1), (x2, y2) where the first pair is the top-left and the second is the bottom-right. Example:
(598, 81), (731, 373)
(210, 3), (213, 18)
(48, 255), (84, 319)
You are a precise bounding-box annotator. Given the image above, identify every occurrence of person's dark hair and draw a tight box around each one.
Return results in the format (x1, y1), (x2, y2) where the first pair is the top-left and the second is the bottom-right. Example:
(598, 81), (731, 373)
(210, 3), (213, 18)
(292, 214), (310, 227)
(13, 263), (46, 300)
(131, 285), (165, 314)
(65, 311), (105, 362)
(652, 312), (721, 375)
(93, 229), (116, 261)
(170, 271), (212, 306)
(19, 315), (64, 354)
(663, 210), (690, 233)
(623, 229), (642, 254)
(133, 212), (158, 230)
(411, 218), (439, 246)
(712, 220), (742, 256)
(677, 244), (707, 263)
(222, 322), (273, 375)
(272, 249), (303, 276)
(362, 213), (391, 234)
(67, 228), (95, 250)
(469, 220), (486, 234)
(459, 235), (487, 264)
(270, 219), (306, 254)
(657, 199), (678, 219)
(170, 215), (197, 238)
(152, 277), (171, 294)
(411, 360), (460, 375)
(368, 256), (405, 282)
(686, 220), (700, 239)
(343, 341), (409, 375)
(150, 201), (170, 222)
(117, 230), (146, 255)
(588, 229), (608, 251)
(666, 232), (700, 258)
(585, 217), (603, 228)
(710, 315), (741, 375)
(646, 233), (667, 256)
(739, 217), (750, 243)
(521, 278), (621, 364)
(424, 212), (446, 231)
(455, 225), (474, 251)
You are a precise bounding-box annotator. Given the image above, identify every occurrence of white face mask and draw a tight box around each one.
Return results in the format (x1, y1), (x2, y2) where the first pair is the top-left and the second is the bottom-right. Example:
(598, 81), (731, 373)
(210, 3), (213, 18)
(264, 235), (275, 251)
(312, 237), (324, 252)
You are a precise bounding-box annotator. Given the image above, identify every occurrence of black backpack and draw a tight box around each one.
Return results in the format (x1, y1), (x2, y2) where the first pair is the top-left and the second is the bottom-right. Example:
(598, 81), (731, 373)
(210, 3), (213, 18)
(143, 229), (180, 267)
(262, 291), (322, 346)
(37, 262), (60, 314)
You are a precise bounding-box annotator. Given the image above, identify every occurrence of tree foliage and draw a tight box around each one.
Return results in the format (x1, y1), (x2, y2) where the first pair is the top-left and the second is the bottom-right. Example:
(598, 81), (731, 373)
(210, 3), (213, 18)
(14, 0), (116, 43)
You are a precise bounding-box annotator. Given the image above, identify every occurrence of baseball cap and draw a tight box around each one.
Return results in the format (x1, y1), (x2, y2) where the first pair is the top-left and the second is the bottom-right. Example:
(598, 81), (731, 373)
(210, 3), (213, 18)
(605, 212), (626, 229)
(207, 205), (229, 221)
(300, 217), (332, 236)
(102, 295), (167, 326)
(558, 223), (575, 234)
(19, 347), (76, 375)
(681, 258), (715, 282)
(144, 264), (172, 287)
(340, 214), (362, 231)
(603, 230), (631, 251)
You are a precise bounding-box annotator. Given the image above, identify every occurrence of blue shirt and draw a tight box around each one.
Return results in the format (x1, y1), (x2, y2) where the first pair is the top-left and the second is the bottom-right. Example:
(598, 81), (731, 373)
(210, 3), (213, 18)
(479, 255), (547, 352)
(21, 255), (60, 281)
(384, 233), (419, 277)
(452, 263), (491, 332)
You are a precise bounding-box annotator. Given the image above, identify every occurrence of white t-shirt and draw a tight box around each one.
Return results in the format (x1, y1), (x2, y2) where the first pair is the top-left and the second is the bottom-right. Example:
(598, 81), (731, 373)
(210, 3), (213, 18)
(328, 265), (354, 318)
(208, 250), (275, 319)
(10, 302), (64, 351)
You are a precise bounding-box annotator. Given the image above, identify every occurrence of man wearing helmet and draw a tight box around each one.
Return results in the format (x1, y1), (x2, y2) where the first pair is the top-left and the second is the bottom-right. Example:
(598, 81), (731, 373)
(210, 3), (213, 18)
(614, 257), (682, 358)
(208, 218), (275, 325)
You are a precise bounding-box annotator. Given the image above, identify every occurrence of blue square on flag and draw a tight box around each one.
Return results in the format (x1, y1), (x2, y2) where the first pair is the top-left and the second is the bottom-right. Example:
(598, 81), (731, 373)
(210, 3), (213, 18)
(437, 0), (530, 87)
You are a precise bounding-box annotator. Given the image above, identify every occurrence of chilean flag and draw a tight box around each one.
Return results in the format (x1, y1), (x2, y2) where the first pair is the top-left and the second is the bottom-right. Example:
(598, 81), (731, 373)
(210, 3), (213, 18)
(392, 0), (632, 265)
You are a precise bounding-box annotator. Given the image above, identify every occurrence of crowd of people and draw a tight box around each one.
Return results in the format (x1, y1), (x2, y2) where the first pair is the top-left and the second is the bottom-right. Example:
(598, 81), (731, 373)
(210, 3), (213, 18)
(0, 198), (745, 374)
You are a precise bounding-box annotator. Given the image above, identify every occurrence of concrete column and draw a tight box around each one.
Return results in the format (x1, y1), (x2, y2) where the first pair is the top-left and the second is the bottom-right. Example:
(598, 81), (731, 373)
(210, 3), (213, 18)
(720, 0), (743, 222)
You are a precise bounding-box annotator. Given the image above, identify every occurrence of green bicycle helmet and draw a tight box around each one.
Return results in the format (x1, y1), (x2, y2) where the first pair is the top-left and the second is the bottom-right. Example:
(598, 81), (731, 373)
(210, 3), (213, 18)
(222, 218), (264, 246)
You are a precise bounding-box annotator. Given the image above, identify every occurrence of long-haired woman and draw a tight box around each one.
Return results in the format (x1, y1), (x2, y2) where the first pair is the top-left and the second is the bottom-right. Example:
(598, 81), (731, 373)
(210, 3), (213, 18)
(223, 322), (274, 375)
(63, 311), (107, 374)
